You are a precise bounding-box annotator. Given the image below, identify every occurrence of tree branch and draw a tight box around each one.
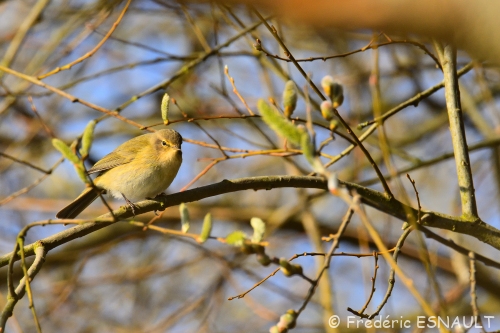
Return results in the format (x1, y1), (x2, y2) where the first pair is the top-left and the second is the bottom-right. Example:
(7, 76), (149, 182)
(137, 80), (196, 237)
(441, 45), (478, 218)
(0, 243), (46, 332)
(1, 175), (500, 269)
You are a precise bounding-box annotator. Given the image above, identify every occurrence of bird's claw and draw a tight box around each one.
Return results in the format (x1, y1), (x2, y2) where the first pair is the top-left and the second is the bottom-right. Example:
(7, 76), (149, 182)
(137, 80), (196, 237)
(121, 193), (138, 216)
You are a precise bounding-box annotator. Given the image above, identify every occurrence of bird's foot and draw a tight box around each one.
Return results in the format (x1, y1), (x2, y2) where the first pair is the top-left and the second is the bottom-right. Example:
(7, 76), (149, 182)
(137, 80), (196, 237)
(121, 194), (138, 216)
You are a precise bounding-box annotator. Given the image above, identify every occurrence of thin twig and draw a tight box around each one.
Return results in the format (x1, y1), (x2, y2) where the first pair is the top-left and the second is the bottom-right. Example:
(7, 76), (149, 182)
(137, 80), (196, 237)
(224, 65), (255, 115)
(325, 64), (474, 171)
(251, 9), (324, 101)
(181, 5), (211, 52)
(297, 202), (356, 314)
(180, 160), (220, 192)
(18, 237), (42, 333)
(366, 227), (412, 319)
(184, 137), (251, 153)
(256, 38), (441, 69)
(347, 251), (379, 317)
(28, 96), (56, 138)
(357, 62), (473, 129)
(6, 55), (259, 98)
(0, 65), (148, 131)
(468, 252), (486, 333)
(228, 267), (280, 300)
(0, 157), (64, 206)
(0, 243), (46, 332)
(333, 107), (394, 199)
(361, 136), (500, 186)
(407, 175), (447, 314)
(0, 152), (50, 174)
(113, 18), (267, 113)
(407, 174), (421, 223)
(227, 249), (396, 302)
(175, 99), (230, 158)
(352, 198), (443, 330)
(130, 221), (225, 244)
(146, 114), (356, 146)
(37, 0), (132, 79)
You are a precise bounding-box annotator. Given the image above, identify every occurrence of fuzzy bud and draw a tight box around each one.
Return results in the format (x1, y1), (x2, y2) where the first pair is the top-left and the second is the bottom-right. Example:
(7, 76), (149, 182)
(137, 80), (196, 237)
(321, 75), (344, 107)
(257, 253), (272, 266)
(277, 310), (297, 330)
(320, 100), (334, 121)
(282, 81), (298, 118)
(330, 82), (344, 108)
(329, 119), (338, 131)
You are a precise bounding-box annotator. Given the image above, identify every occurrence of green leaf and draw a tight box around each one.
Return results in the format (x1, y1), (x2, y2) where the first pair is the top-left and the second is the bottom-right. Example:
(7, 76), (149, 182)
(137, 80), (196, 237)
(79, 120), (96, 158)
(199, 213), (212, 243)
(258, 99), (302, 146)
(179, 203), (190, 233)
(250, 217), (265, 243)
(161, 93), (170, 125)
(52, 138), (80, 165)
(225, 230), (247, 246)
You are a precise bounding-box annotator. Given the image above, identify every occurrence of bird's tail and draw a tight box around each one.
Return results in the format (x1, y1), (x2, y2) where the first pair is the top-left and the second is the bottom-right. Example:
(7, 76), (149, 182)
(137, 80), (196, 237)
(56, 187), (102, 219)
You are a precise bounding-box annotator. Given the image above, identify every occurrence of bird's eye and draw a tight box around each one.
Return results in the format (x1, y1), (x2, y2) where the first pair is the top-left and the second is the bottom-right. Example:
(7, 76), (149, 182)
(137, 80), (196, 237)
(161, 140), (168, 147)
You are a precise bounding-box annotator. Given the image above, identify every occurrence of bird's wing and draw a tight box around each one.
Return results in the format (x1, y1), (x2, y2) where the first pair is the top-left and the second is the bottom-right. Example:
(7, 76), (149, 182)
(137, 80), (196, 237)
(88, 135), (145, 174)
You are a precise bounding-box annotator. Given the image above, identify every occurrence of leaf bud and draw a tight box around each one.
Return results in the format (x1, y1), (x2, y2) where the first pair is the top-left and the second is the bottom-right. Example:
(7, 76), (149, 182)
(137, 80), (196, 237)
(320, 100), (334, 121)
(282, 80), (298, 118)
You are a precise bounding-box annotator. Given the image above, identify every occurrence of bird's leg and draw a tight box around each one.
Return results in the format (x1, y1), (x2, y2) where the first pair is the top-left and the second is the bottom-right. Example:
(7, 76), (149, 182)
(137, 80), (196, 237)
(121, 193), (138, 215)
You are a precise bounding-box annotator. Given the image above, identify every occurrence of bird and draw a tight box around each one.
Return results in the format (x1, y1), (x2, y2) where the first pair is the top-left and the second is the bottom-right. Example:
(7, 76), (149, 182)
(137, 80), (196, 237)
(56, 129), (182, 219)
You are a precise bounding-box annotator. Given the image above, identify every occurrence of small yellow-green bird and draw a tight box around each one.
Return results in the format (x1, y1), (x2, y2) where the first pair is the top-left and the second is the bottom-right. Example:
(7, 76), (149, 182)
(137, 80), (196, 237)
(56, 129), (183, 219)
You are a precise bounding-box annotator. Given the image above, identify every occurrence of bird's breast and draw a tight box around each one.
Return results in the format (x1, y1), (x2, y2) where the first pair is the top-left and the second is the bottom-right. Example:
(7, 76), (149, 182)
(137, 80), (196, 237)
(95, 150), (182, 200)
